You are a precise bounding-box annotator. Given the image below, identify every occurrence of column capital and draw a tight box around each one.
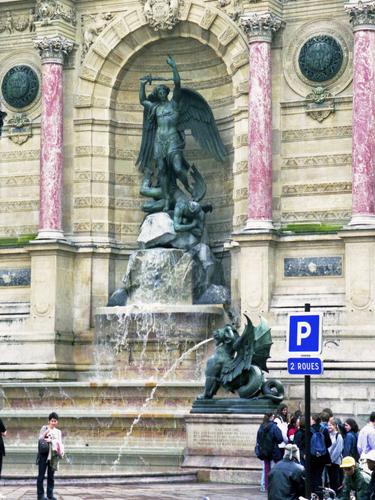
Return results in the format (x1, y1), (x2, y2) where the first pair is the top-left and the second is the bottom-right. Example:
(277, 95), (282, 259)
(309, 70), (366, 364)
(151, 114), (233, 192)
(34, 35), (74, 64)
(240, 12), (284, 43)
(345, 1), (375, 31)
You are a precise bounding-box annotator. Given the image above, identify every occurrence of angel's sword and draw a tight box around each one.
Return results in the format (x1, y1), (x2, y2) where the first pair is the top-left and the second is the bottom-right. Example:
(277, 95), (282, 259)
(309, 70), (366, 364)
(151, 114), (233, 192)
(139, 76), (192, 82)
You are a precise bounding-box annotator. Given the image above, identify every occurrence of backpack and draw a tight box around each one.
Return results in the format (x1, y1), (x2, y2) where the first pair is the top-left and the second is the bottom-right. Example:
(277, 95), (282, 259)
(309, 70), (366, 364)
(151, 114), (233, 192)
(310, 428), (327, 457)
(257, 426), (274, 460)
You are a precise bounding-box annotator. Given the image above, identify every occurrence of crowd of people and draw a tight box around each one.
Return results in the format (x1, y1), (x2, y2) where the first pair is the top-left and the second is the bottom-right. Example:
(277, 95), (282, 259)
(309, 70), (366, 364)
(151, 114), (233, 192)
(256, 405), (375, 500)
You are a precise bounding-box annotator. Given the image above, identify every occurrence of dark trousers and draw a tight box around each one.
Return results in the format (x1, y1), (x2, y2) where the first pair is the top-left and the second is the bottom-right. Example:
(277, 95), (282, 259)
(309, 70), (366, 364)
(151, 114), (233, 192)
(0, 453), (3, 478)
(311, 461), (325, 499)
(327, 463), (342, 493)
(37, 454), (55, 499)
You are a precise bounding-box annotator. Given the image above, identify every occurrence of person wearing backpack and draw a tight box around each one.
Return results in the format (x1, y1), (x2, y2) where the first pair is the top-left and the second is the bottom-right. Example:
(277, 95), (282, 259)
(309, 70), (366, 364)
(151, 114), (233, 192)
(310, 413), (332, 499)
(255, 412), (284, 491)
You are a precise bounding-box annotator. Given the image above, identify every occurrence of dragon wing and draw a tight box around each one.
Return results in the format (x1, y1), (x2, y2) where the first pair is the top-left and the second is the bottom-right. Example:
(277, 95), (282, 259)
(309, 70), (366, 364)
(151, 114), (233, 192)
(177, 87), (226, 162)
(220, 316), (255, 386)
(252, 317), (272, 373)
(136, 101), (157, 173)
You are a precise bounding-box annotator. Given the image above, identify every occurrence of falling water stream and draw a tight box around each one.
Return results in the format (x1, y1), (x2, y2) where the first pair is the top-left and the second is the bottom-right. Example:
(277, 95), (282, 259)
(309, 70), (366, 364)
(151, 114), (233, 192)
(112, 336), (213, 467)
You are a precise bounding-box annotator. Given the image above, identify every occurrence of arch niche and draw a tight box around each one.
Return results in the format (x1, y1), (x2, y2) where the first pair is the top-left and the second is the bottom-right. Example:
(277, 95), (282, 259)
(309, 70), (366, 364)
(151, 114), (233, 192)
(73, 4), (249, 247)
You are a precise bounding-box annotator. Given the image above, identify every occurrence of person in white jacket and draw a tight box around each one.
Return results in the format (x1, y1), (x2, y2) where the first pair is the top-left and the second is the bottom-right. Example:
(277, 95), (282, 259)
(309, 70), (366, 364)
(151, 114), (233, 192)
(274, 404), (289, 456)
(37, 412), (64, 500)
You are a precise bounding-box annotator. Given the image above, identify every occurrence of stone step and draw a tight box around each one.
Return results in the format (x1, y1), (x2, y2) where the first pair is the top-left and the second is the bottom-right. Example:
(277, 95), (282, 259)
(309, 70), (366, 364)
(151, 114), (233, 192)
(0, 470), (198, 485)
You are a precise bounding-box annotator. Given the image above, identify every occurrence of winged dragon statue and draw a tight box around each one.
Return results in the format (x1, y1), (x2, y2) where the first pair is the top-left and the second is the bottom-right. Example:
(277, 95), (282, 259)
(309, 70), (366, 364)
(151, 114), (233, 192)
(137, 55), (225, 217)
(198, 316), (284, 402)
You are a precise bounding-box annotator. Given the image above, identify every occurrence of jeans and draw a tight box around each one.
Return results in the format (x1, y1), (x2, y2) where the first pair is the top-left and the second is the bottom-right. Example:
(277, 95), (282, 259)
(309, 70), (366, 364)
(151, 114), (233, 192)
(37, 454), (55, 499)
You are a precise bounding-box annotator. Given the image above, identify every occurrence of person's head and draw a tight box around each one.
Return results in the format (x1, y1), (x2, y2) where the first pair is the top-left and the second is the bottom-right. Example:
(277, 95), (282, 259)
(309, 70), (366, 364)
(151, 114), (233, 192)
(344, 418), (359, 434)
(155, 84), (170, 102)
(366, 450), (375, 471)
(284, 443), (300, 462)
(188, 201), (200, 214)
(340, 456), (356, 476)
(289, 415), (298, 428)
(278, 403), (288, 418)
(311, 413), (321, 427)
(294, 410), (302, 419)
(262, 412), (275, 427)
(48, 412), (59, 427)
(369, 411), (375, 423)
(320, 410), (330, 423)
(328, 417), (339, 433)
(322, 407), (333, 418)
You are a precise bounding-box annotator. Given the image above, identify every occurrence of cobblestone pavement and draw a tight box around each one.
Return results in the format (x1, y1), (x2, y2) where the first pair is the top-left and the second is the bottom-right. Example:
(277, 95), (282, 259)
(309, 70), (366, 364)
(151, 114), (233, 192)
(0, 482), (267, 500)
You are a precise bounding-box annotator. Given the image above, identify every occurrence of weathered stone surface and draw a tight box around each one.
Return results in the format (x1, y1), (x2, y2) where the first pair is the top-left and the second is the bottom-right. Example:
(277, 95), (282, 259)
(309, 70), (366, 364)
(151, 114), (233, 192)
(137, 213), (176, 248)
(123, 248), (195, 304)
(197, 284), (230, 305)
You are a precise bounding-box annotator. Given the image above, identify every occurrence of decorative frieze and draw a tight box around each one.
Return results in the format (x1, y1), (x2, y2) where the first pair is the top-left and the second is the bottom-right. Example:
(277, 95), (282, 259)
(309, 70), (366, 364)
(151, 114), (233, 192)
(0, 268), (31, 287)
(282, 182), (352, 196)
(284, 257), (342, 278)
(0, 200), (39, 213)
(282, 154), (351, 169)
(217, 0), (243, 22)
(282, 126), (352, 142)
(35, 36), (74, 64)
(281, 210), (351, 223)
(1, 150), (39, 162)
(240, 12), (283, 43)
(345, 1), (375, 29)
(35, 0), (76, 26)
(0, 10), (35, 34)
(0, 174), (39, 188)
(0, 225), (37, 237)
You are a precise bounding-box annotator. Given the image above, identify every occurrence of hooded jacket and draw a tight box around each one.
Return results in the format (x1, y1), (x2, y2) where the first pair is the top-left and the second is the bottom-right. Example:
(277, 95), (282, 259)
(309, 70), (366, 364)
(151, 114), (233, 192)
(267, 458), (305, 500)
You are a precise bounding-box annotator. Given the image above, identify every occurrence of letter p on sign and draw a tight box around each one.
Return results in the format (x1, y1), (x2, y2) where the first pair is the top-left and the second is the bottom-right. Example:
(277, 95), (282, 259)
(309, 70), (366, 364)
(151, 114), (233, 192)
(287, 313), (322, 355)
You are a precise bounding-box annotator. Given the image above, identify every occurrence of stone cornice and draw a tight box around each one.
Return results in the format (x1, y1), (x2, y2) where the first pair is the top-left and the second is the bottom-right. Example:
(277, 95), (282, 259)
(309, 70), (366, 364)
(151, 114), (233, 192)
(345, 1), (375, 30)
(34, 35), (74, 64)
(240, 12), (284, 43)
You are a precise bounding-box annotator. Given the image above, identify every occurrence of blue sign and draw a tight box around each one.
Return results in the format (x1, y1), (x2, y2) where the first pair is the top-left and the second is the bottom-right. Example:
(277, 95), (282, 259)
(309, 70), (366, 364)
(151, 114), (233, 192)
(288, 357), (323, 376)
(287, 312), (322, 355)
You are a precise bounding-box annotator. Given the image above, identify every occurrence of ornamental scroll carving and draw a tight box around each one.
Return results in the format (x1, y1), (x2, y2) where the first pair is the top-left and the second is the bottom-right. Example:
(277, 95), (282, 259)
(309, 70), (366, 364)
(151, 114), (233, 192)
(142, 0), (183, 31)
(240, 12), (283, 42)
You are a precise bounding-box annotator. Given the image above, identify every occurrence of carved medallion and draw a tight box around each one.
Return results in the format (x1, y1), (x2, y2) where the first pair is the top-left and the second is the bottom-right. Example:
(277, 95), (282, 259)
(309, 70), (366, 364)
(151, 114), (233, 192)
(298, 35), (343, 83)
(1, 65), (39, 109)
(143, 0), (182, 31)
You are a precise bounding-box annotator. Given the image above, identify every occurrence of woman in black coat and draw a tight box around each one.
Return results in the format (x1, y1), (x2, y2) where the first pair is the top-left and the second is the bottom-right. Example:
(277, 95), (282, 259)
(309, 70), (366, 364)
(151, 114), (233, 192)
(0, 418), (7, 478)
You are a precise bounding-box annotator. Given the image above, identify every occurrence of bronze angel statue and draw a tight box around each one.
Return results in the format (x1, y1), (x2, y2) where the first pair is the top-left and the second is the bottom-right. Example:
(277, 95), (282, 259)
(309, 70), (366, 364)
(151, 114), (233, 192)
(137, 55), (226, 213)
(198, 316), (284, 402)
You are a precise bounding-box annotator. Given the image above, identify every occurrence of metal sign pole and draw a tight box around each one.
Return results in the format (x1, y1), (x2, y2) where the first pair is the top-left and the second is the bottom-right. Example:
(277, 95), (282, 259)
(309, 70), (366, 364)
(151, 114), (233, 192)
(304, 302), (312, 499)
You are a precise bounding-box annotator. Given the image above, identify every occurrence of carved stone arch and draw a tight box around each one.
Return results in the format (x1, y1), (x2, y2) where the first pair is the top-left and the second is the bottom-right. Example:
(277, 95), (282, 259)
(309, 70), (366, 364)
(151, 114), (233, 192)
(72, 3), (248, 245)
(75, 4), (249, 108)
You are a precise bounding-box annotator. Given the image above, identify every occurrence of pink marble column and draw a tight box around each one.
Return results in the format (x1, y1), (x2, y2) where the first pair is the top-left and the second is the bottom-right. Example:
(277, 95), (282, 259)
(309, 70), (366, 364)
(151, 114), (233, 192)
(241, 14), (282, 231)
(346, 1), (375, 226)
(35, 36), (73, 239)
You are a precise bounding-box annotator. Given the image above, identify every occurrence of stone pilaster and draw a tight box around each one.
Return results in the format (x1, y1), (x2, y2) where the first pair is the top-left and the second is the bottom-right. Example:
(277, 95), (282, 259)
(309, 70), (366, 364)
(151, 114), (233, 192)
(240, 13), (283, 231)
(34, 36), (73, 240)
(345, 1), (375, 226)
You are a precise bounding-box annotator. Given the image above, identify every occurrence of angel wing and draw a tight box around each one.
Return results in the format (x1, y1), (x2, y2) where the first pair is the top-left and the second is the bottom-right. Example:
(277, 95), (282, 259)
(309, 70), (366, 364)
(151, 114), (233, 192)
(220, 316), (255, 386)
(136, 101), (157, 173)
(177, 88), (226, 162)
(252, 317), (272, 373)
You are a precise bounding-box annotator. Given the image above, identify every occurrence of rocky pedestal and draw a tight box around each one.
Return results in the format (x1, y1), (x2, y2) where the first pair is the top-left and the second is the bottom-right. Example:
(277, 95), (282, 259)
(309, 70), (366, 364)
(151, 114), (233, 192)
(182, 413), (262, 484)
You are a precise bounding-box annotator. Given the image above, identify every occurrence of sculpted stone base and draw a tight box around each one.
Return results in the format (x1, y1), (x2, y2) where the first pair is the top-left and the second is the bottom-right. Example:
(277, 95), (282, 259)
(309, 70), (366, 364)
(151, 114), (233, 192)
(182, 413), (262, 480)
(191, 397), (279, 414)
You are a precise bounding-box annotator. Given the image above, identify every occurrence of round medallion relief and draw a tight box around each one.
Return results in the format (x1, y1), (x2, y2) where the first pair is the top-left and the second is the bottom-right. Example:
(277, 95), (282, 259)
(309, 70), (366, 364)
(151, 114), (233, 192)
(1, 65), (39, 109)
(298, 35), (343, 83)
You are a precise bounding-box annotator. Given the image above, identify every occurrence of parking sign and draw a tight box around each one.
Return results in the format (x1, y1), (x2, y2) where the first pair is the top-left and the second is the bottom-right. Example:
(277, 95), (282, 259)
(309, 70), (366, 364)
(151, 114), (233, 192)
(287, 312), (322, 355)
